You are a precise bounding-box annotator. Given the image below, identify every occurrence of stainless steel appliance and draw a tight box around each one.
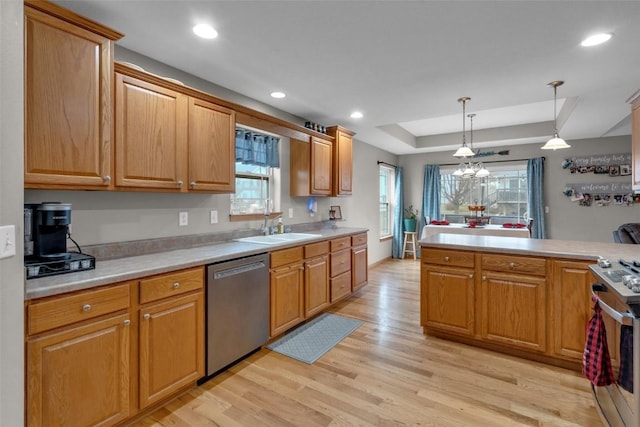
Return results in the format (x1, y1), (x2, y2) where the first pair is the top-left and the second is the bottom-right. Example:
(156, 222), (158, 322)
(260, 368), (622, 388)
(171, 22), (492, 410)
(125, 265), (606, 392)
(205, 253), (269, 376)
(24, 203), (95, 279)
(590, 263), (640, 426)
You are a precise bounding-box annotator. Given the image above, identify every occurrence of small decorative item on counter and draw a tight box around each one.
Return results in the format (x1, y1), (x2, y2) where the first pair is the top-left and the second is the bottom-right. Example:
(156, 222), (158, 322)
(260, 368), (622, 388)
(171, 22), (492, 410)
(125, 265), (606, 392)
(277, 218), (284, 234)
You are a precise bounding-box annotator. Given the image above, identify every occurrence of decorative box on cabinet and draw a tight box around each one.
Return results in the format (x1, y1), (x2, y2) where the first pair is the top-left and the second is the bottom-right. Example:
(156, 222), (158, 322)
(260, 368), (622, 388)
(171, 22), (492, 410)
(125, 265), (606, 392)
(326, 126), (355, 196)
(24, 0), (123, 189)
(290, 136), (333, 196)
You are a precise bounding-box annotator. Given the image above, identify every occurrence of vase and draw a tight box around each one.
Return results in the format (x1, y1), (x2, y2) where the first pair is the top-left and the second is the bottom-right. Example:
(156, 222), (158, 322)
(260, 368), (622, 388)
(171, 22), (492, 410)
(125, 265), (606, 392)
(404, 218), (417, 232)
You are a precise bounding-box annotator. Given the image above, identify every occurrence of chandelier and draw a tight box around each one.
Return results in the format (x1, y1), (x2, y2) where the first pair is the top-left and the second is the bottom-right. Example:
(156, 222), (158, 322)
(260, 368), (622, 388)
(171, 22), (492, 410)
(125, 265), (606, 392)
(452, 97), (490, 178)
(541, 80), (571, 150)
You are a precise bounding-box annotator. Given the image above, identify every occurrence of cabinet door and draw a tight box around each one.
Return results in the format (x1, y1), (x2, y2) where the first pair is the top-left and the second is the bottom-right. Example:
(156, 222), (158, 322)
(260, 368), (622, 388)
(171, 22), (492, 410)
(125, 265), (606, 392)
(270, 263), (304, 337)
(24, 7), (114, 188)
(421, 264), (475, 336)
(352, 245), (368, 292)
(139, 292), (204, 409)
(115, 73), (188, 190)
(333, 129), (353, 195)
(305, 255), (330, 318)
(632, 99), (640, 191)
(188, 98), (236, 192)
(480, 271), (546, 352)
(310, 137), (332, 195)
(550, 261), (593, 362)
(26, 313), (131, 427)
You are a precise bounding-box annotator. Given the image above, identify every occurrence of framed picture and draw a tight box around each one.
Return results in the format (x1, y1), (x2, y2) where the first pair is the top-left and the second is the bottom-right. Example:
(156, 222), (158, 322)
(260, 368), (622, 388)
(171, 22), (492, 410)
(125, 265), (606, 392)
(609, 165), (620, 176)
(620, 164), (632, 176)
(329, 205), (342, 220)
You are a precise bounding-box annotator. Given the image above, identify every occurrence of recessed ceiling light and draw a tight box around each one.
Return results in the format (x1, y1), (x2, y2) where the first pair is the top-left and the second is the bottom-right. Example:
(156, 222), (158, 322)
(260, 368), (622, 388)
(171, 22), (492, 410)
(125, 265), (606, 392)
(270, 91), (286, 99)
(581, 33), (612, 47)
(350, 111), (363, 119)
(193, 24), (218, 39)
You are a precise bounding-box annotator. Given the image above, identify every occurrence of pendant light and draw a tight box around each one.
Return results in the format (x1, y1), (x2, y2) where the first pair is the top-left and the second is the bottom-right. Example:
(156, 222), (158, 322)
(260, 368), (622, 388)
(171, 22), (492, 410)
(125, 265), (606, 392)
(453, 97), (475, 157)
(453, 112), (490, 178)
(541, 80), (571, 150)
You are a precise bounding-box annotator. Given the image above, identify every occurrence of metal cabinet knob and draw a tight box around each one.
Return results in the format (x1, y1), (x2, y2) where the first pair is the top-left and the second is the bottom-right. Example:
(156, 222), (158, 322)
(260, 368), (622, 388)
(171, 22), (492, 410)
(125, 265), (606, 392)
(123, 319), (130, 326)
(509, 262), (516, 269)
(177, 180), (183, 187)
(173, 282), (180, 289)
(144, 313), (150, 319)
(190, 182), (196, 188)
(103, 175), (111, 183)
(444, 256), (450, 261)
(82, 304), (92, 312)
(468, 273), (474, 279)
(482, 275), (487, 280)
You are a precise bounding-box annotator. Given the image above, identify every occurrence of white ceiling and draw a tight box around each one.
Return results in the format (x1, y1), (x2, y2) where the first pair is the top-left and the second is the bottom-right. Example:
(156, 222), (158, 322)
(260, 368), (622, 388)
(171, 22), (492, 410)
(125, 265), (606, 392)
(55, 0), (640, 155)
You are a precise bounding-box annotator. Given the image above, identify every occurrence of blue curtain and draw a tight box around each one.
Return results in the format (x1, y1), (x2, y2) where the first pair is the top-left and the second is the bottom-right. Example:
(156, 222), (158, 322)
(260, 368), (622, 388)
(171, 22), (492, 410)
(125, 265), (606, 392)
(391, 166), (404, 258)
(527, 157), (546, 239)
(422, 165), (441, 232)
(235, 129), (280, 168)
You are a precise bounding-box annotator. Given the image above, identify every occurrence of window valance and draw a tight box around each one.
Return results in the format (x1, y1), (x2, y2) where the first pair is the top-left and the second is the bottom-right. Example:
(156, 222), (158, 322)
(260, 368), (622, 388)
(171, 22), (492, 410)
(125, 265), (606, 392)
(235, 128), (280, 168)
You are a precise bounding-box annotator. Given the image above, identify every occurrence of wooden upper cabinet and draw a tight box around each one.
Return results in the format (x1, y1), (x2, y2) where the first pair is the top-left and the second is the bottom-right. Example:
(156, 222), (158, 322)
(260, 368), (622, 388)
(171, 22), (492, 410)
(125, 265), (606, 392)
(24, 2), (123, 189)
(630, 94), (640, 192)
(115, 73), (188, 190)
(290, 136), (333, 196)
(188, 98), (236, 192)
(327, 126), (355, 196)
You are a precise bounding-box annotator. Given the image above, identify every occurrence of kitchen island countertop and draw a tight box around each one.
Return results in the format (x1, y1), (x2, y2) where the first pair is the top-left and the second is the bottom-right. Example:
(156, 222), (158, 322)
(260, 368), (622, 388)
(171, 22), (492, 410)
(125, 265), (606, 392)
(26, 227), (368, 300)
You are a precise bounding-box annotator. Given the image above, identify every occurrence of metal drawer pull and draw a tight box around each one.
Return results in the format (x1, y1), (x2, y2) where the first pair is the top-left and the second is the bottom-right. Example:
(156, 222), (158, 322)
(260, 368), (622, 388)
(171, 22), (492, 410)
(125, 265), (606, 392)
(82, 304), (92, 312)
(444, 256), (450, 261)
(509, 262), (516, 269)
(144, 313), (150, 319)
(173, 282), (180, 289)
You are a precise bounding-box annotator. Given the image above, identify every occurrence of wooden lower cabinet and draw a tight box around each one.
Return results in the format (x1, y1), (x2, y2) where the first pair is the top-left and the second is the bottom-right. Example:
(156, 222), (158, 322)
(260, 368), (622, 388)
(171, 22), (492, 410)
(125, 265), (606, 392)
(351, 233), (368, 292)
(26, 267), (205, 427)
(26, 313), (131, 427)
(270, 262), (305, 337)
(480, 271), (546, 352)
(421, 264), (475, 336)
(139, 292), (204, 409)
(305, 255), (330, 318)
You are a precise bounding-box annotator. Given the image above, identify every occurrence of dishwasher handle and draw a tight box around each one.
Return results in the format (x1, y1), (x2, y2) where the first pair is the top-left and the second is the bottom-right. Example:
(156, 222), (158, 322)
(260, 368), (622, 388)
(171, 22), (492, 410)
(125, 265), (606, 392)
(591, 283), (634, 326)
(212, 261), (266, 280)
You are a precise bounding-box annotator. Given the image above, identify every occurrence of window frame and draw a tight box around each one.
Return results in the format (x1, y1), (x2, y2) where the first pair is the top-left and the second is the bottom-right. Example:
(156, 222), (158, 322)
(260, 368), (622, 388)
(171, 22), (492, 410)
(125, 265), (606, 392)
(379, 165), (395, 239)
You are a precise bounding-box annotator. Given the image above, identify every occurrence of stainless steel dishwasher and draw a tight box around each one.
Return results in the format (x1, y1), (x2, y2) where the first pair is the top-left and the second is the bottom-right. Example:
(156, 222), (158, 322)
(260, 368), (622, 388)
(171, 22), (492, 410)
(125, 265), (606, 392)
(205, 253), (269, 376)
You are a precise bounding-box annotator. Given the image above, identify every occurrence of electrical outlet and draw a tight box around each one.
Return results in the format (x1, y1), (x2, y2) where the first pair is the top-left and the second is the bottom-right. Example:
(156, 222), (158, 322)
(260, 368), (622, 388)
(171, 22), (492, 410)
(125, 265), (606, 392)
(288, 208), (293, 218)
(0, 225), (16, 259)
(179, 212), (188, 226)
(210, 210), (218, 224)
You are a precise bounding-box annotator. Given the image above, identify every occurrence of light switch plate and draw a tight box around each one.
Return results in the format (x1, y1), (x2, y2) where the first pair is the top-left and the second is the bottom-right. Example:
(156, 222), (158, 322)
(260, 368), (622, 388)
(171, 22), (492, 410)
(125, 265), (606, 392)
(288, 208), (293, 218)
(179, 212), (188, 226)
(210, 210), (218, 224)
(0, 225), (16, 259)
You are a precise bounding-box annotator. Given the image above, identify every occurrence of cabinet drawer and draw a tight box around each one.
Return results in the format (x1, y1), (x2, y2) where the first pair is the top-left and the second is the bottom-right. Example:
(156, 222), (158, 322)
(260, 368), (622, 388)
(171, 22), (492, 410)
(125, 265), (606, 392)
(330, 237), (351, 252)
(139, 267), (204, 304)
(481, 254), (546, 276)
(331, 249), (351, 277)
(421, 249), (474, 268)
(28, 283), (130, 335)
(271, 246), (304, 269)
(330, 271), (351, 302)
(305, 241), (329, 259)
(351, 233), (367, 247)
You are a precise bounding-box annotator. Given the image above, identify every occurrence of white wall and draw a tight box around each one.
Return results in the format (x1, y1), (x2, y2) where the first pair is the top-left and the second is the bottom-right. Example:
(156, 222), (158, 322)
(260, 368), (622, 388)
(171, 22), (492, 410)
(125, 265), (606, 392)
(0, 0), (25, 425)
(400, 135), (637, 242)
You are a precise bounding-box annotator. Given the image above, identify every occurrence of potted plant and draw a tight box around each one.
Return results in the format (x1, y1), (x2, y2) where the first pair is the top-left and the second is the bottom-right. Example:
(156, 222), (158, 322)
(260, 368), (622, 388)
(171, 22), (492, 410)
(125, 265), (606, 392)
(403, 204), (418, 232)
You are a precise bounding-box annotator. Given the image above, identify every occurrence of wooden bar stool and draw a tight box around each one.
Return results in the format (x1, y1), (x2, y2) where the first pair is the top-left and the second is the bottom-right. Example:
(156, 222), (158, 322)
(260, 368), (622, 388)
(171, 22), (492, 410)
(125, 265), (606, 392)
(402, 231), (418, 259)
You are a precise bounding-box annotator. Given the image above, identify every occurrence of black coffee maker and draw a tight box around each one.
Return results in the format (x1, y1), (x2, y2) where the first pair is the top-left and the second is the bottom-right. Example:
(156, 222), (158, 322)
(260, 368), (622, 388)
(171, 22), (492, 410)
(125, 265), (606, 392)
(24, 202), (72, 261)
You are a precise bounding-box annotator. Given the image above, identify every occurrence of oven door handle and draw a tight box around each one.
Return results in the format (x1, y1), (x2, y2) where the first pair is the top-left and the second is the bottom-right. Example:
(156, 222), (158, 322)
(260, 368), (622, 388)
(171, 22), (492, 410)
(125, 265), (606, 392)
(591, 283), (635, 326)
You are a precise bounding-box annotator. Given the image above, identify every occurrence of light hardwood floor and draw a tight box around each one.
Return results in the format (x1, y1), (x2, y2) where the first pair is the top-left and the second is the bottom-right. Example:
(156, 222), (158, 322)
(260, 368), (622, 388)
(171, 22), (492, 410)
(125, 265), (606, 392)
(130, 259), (602, 426)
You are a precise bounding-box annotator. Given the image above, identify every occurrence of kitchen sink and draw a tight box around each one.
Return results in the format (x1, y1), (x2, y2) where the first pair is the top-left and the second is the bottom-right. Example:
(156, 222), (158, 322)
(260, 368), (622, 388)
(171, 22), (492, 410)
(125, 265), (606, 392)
(234, 233), (322, 245)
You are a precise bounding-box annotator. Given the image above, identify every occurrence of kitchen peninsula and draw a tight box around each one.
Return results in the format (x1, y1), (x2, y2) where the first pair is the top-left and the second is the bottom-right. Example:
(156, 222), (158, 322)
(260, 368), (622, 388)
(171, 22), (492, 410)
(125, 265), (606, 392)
(419, 233), (640, 369)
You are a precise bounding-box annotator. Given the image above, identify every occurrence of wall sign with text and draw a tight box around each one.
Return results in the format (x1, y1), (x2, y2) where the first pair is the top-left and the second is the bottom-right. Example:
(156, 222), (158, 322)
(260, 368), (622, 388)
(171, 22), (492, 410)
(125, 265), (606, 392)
(562, 153), (632, 176)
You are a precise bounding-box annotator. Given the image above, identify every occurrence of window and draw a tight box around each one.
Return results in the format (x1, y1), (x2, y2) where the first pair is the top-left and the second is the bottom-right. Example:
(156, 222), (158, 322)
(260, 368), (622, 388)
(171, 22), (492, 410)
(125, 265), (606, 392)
(379, 165), (395, 238)
(230, 163), (280, 215)
(440, 166), (528, 223)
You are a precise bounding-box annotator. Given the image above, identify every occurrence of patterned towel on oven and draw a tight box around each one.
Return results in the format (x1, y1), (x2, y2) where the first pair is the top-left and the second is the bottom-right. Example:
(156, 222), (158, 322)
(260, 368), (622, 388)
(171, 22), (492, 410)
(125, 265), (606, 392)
(618, 325), (634, 392)
(583, 296), (615, 386)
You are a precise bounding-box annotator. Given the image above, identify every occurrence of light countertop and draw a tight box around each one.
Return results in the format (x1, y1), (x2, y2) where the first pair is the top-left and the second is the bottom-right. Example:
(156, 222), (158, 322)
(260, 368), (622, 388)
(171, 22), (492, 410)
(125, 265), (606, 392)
(26, 227), (368, 300)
